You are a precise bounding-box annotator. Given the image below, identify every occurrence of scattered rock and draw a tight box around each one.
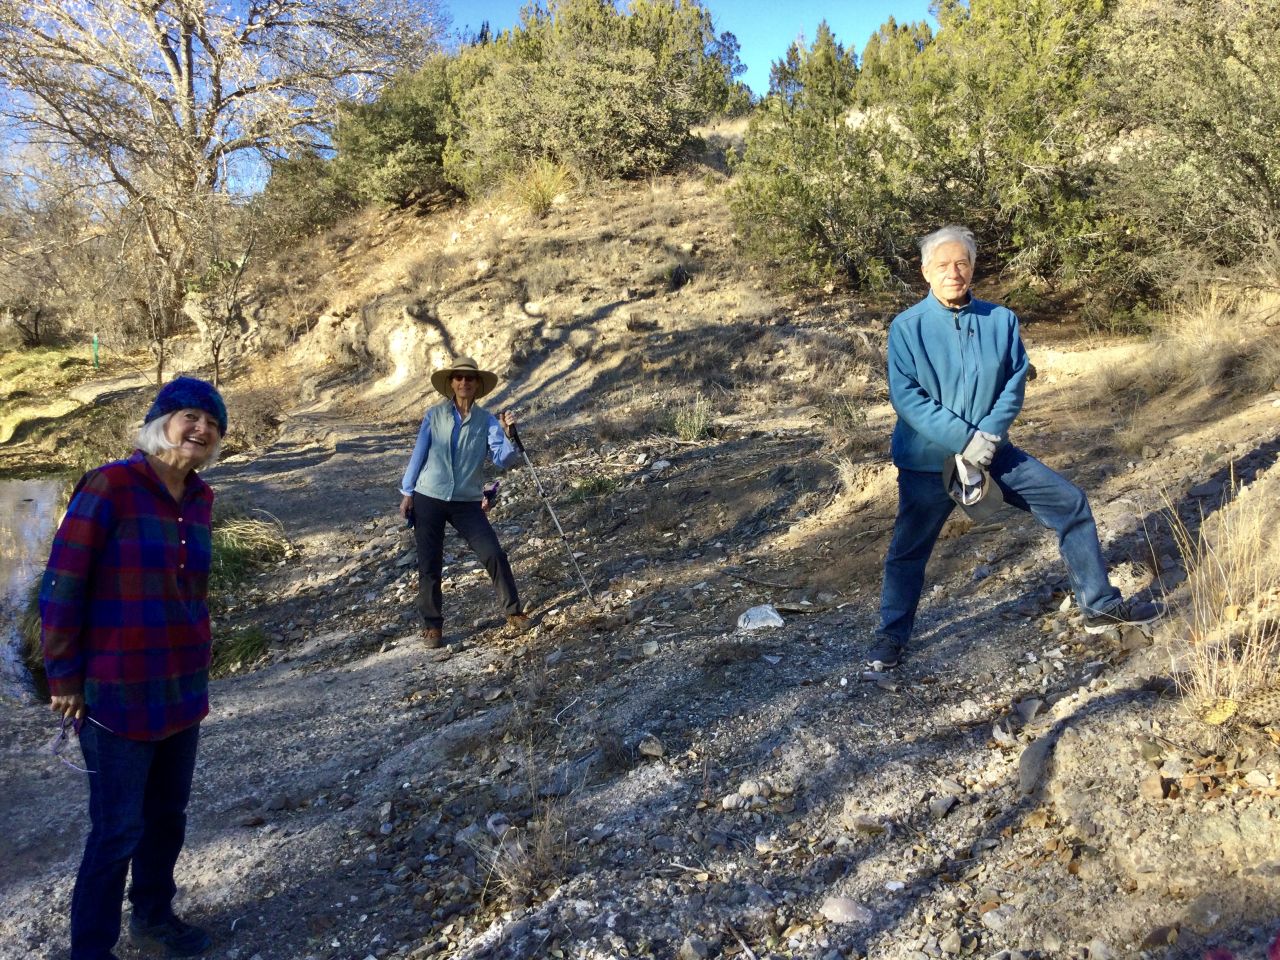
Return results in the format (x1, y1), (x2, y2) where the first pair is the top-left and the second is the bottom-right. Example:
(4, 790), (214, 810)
(679, 936), (710, 960)
(819, 896), (872, 924)
(1017, 736), (1055, 796)
(929, 795), (958, 819)
(737, 604), (785, 631)
(1140, 773), (1168, 801)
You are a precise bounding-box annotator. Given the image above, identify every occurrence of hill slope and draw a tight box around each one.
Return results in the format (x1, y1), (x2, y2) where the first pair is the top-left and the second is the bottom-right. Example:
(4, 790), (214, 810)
(3, 173), (1280, 960)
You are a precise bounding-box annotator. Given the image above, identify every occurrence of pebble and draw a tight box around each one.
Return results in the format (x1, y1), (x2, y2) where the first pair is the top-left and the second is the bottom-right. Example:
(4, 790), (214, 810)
(981, 904), (1017, 932)
(1140, 773), (1168, 800)
(737, 604), (785, 631)
(1017, 736), (1054, 796)
(1245, 770), (1271, 788)
(819, 896), (872, 924)
(929, 795), (957, 819)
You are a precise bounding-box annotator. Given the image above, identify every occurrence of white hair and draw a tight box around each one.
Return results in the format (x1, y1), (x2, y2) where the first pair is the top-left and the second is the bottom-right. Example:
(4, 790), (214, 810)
(920, 225), (977, 265)
(136, 412), (222, 469)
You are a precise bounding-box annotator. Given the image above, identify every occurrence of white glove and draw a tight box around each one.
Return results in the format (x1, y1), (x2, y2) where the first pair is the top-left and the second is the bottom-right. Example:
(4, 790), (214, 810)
(955, 456), (983, 485)
(961, 430), (1001, 468)
(953, 455), (985, 505)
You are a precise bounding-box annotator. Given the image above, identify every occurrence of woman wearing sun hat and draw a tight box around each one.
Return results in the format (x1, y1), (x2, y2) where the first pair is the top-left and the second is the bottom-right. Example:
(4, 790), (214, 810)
(41, 375), (226, 959)
(398, 356), (528, 646)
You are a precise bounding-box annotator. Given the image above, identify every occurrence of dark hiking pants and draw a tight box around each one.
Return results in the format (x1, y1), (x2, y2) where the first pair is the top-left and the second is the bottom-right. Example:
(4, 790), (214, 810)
(412, 493), (521, 630)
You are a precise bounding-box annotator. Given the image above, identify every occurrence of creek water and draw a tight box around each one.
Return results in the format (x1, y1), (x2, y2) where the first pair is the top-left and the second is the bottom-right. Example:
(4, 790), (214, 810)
(0, 478), (63, 698)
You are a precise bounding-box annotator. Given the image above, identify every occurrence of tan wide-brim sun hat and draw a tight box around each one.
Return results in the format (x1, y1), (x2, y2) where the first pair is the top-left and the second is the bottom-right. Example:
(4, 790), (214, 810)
(430, 356), (499, 399)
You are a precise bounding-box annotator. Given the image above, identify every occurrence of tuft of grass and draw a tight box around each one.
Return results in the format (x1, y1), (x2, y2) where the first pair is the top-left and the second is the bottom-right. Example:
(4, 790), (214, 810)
(504, 157), (575, 217)
(210, 626), (269, 677)
(823, 394), (871, 449)
(666, 393), (714, 442)
(569, 473), (618, 501)
(1131, 288), (1280, 398)
(1166, 475), (1280, 735)
(475, 796), (570, 904)
(210, 510), (290, 592)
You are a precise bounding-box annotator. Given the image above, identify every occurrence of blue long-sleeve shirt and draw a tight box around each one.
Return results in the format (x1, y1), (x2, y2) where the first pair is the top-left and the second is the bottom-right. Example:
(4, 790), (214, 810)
(887, 293), (1029, 472)
(399, 400), (519, 499)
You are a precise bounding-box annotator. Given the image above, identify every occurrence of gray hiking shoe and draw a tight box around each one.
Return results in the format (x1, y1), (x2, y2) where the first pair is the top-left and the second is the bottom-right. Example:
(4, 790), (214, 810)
(866, 634), (905, 671)
(1083, 598), (1164, 634)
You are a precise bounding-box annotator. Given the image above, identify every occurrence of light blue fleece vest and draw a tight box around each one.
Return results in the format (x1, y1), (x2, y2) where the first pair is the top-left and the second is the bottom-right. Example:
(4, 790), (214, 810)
(413, 401), (492, 501)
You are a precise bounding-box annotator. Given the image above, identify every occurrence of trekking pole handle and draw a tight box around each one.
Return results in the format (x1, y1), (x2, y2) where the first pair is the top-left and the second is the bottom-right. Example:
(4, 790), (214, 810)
(508, 422), (525, 453)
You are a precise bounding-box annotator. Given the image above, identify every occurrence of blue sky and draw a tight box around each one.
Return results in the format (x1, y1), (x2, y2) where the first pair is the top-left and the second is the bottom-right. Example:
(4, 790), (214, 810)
(446, 1), (935, 96)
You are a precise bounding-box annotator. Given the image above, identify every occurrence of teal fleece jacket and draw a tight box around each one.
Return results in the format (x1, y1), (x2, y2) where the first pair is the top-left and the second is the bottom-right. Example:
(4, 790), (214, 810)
(887, 293), (1029, 472)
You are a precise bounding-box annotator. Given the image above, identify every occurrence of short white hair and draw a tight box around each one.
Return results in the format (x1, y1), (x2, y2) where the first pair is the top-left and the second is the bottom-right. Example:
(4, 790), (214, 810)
(136, 412), (222, 469)
(920, 225), (977, 265)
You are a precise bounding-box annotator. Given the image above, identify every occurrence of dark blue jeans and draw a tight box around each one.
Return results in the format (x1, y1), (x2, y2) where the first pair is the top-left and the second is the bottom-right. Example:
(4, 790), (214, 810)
(71, 721), (200, 960)
(412, 493), (521, 629)
(877, 445), (1121, 644)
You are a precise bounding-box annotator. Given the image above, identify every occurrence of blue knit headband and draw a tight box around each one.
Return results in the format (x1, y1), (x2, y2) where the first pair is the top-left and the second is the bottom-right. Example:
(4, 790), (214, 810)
(144, 376), (228, 436)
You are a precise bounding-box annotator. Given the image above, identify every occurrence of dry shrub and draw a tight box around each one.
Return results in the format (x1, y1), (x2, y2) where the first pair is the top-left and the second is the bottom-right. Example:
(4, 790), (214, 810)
(667, 393), (714, 441)
(1167, 474), (1280, 731)
(475, 796), (570, 903)
(1136, 287), (1280, 397)
(210, 509), (291, 592)
(474, 736), (574, 904)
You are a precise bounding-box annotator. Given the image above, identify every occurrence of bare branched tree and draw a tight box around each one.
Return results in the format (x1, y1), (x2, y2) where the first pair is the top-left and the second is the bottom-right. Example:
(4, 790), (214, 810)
(0, 0), (446, 373)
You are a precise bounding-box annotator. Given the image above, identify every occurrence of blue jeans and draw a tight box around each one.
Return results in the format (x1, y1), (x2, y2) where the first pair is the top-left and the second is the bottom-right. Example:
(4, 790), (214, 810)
(877, 445), (1121, 643)
(412, 493), (521, 629)
(71, 722), (200, 960)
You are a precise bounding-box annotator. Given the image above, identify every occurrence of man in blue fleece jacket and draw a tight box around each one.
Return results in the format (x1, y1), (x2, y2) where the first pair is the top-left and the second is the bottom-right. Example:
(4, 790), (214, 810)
(867, 225), (1162, 670)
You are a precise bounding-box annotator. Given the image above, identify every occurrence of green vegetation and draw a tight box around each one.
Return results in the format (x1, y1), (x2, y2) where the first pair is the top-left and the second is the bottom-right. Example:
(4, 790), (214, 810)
(333, 57), (454, 206)
(211, 626), (269, 677)
(570, 473), (620, 501)
(210, 511), (291, 593)
(668, 393), (714, 441)
(729, 0), (1280, 312)
(267, 0), (748, 209)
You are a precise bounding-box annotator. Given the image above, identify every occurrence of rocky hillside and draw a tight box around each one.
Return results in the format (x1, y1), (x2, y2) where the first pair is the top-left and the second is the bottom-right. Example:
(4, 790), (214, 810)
(2, 172), (1280, 960)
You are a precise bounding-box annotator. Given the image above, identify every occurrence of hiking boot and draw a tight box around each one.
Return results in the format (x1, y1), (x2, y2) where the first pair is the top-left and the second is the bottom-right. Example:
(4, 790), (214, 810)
(506, 613), (531, 633)
(422, 627), (443, 648)
(129, 913), (211, 957)
(866, 634), (905, 671)
(1083, 598), (1164, 634)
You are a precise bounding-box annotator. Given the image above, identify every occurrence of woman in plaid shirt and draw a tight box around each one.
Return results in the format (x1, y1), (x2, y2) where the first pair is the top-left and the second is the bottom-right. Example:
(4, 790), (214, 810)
(41, 376), (226, 960)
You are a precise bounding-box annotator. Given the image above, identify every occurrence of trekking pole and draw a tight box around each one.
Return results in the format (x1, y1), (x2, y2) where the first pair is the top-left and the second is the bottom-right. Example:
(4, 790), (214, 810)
(509, 424), (595, 602)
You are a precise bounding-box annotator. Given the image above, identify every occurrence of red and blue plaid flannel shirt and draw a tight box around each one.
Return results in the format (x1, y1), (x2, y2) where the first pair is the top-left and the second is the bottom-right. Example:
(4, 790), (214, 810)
(40, 450), (215, 741)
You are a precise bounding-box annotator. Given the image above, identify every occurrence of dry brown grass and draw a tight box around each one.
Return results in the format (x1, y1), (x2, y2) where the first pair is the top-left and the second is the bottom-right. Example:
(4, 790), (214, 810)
(1166, 471), (1280, 732)
(475, 793), (571, 904)
(1127, 287), (1280, 399)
